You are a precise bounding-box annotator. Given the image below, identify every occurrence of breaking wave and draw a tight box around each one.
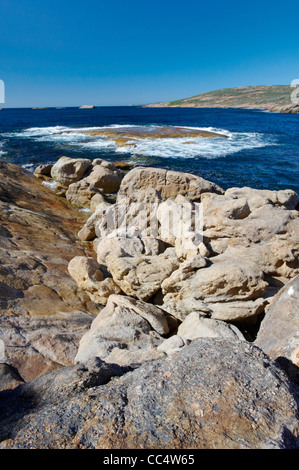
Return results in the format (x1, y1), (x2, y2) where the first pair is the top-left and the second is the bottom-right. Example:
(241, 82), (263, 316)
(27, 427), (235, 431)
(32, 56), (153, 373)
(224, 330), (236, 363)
(5, 124), (276, 160)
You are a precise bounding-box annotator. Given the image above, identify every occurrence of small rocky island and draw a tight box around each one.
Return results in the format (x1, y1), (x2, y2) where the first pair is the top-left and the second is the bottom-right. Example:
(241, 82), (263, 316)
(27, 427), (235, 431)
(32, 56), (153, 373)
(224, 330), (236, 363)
(0, 155), (298, 449)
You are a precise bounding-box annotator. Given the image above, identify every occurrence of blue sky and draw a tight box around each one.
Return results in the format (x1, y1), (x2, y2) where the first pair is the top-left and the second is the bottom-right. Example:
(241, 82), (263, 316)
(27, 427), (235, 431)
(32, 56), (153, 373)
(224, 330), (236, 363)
(0, 0), (299, 107)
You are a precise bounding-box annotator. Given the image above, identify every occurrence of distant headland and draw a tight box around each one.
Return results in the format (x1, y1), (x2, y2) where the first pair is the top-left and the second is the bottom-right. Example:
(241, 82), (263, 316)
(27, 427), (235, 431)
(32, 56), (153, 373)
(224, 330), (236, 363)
(145, 85), (299, 113)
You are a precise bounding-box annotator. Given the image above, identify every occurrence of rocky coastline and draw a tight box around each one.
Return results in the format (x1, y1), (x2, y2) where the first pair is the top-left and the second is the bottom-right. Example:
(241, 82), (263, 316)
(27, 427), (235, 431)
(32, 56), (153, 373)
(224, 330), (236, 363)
(0, 156), (298, 449)
(145, 85), (299, 114)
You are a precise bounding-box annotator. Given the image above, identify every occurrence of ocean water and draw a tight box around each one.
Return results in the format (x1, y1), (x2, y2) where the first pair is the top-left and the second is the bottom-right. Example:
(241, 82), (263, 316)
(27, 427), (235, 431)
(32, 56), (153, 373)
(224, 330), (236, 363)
(0, 106), (298, 193)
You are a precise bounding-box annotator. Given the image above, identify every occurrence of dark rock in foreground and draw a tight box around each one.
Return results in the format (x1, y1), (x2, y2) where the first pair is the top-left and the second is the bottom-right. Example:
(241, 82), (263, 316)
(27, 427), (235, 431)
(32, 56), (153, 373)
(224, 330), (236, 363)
(0, 339), (298, 449)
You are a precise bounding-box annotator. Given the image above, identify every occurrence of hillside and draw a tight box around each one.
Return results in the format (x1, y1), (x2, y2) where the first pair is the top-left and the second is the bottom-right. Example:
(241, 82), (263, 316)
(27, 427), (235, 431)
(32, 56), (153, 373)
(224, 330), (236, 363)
(146, 85), (299, 112)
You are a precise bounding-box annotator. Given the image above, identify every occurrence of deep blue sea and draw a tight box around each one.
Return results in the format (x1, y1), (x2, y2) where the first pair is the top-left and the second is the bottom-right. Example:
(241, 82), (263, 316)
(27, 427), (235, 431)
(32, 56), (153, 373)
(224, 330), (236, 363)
(0, 106), (298, 193)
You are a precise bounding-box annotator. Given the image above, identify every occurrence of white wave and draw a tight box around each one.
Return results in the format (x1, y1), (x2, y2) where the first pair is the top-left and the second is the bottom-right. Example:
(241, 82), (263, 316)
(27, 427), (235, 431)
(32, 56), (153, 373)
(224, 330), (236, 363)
(0, 141), (6, 156)
(4, 124), (277, 160)
(80, 139), (117, 149)
(5, 124), (141, 138)
(42, 180), (57, 190)
(112, 131), (275, 160)
(22, 163), (35, 171)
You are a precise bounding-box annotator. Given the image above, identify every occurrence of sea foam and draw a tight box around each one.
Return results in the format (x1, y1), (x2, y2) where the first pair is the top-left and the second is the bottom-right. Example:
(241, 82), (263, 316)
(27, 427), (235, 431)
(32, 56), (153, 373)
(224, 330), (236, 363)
(6, 124), (276, 160)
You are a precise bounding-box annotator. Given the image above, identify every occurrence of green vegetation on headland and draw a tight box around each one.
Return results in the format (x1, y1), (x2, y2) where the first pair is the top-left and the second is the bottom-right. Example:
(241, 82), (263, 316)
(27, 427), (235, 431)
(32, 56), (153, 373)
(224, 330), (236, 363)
(145, 85), (299, 113)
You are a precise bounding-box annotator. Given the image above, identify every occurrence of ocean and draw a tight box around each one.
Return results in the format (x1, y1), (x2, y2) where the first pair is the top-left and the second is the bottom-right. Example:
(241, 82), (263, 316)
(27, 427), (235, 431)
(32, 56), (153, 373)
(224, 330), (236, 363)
(0, 106), (298, 193)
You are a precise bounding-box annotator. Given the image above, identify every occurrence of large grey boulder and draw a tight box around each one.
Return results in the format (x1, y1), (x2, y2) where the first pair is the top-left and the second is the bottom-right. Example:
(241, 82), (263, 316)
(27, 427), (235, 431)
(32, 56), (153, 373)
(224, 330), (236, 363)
(1, 339), (298, 449)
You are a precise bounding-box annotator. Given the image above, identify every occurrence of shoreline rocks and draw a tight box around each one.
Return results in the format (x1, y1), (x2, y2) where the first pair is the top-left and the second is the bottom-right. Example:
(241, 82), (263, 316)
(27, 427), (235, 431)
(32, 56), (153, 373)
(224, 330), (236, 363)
(1, 156), (299, 449)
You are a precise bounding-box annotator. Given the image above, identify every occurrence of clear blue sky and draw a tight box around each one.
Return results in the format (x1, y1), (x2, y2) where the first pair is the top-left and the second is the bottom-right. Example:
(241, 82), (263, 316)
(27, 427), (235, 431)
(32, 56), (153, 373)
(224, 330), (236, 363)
(0, 0), (299, 107)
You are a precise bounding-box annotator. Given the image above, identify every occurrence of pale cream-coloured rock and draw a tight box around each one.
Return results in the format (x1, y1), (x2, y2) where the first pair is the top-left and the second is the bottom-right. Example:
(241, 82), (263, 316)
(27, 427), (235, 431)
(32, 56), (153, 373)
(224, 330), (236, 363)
(83, 160), (123, 194)
(65, 180), (100, 208)
(161, 255), (207, 291)
(223, 241), (299, 282)
(95, 188), (162, 240)
(33, 163), (53, 178)
(157, 335), (187, 354)
(96, 231), (162, 265)
(157, 196), (194, 245)
(68, 256), (121, 305)
(75, 294), (168, 366)
(90, 193), (108, 212)
(118, 166), (224, 201)
(106, 248), (180, 301)
(201, 191), (299, 245)
(177, 312), (245, 341)
(162, 253), (268, 321)
(175, 232), (210, 259)
(225, 187), (298, 211)
(78, 204), (111, 241)
(50, 156), (92, 187)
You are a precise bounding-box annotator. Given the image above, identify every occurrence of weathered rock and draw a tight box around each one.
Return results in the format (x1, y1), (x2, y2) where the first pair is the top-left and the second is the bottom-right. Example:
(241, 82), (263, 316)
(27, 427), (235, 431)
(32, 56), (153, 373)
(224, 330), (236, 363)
(77, 204), (111, 241)
(50, 156), (92, 187)
(96, 226), (164, 265)
(177, 311), (245, 341)
(0, 312), (94, 382)
(0, 161), (101, 380)
(162, 253), (268, 321)
(225, 187), (298, 211)
(33, 164), (53, 179)
(118, 166), (224, 201)
(202, 193), (296, 240)
(0, 364), (25, 392)
(83, 160), (123, 194)
(157, 334), (187, 354)
(75, 294), (168, 366)
(89, 193), (108, 212)
(157, 195), (194, 245)
(1, 339), (299, 449)
(19, 285), (76, 316)
(95, 188), (162, 240)
(65, 179), (100, 208)
(255, 275), (299, 370)
(106, 248), (180, 301)
(222, 241), (299, 283)
(68, 256), (121, 305)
